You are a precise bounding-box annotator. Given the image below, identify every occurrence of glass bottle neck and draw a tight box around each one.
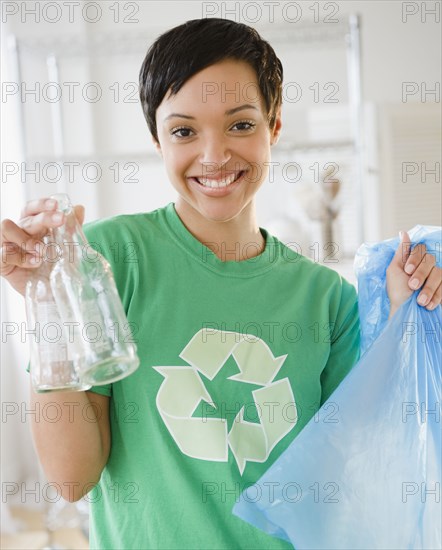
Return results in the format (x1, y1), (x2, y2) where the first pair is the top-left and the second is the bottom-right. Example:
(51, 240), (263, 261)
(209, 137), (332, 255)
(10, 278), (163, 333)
(52, 209), (88, 247)
(49, 194), (88, 262)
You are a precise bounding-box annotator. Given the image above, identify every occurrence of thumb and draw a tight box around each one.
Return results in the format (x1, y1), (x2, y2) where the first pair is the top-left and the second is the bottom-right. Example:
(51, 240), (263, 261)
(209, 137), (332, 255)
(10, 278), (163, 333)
(74, 204), (85, 226)
(393, 230), (412, 267)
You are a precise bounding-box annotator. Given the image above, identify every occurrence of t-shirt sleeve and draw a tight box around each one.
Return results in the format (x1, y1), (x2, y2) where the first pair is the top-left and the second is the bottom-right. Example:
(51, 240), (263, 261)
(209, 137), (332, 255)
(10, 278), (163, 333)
(86, 385), (112, 398)
(320, 279), (361, 405)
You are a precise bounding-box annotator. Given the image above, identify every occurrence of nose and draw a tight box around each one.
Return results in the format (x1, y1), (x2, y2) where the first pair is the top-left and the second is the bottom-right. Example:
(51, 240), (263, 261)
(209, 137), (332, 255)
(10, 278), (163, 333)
(199, 134), (232, 172)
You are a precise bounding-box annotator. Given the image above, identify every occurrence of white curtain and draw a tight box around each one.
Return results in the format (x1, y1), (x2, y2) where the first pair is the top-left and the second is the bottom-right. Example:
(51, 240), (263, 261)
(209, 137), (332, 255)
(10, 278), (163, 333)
(1, 21), (41, 529)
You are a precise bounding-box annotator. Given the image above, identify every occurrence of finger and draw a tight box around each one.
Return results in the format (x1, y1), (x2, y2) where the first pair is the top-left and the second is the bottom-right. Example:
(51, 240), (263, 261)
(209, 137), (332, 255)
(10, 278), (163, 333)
(416, 266), (442, 306)
(0, 242), (42, 273)
(404, 242), (428, 276)
(20, 197), (58, 218)
(426, 283), (441, 311)
(1, 218), (42, 254)
(408, 251), (436, 291)
(18, 209), (65, 237)
(392, 230), (412, 267)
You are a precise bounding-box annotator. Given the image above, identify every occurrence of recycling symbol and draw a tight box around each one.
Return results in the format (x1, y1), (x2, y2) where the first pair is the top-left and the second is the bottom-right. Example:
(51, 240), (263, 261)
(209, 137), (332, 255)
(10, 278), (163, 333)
(154, 328), (298, 475)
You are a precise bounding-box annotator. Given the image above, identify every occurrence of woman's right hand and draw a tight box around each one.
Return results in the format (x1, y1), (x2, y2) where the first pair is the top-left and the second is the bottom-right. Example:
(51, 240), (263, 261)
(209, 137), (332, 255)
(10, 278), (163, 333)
(1, 197), (85, 296)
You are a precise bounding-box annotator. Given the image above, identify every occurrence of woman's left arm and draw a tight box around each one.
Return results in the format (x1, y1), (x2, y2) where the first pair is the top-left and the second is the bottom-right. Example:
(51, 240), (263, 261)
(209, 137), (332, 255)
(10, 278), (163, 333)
(386, 230), (442, 320)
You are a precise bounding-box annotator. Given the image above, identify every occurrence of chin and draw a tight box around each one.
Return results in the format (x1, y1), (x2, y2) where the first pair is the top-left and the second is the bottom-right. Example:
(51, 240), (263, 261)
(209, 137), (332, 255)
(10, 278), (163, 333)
(195, 204), (243, 224)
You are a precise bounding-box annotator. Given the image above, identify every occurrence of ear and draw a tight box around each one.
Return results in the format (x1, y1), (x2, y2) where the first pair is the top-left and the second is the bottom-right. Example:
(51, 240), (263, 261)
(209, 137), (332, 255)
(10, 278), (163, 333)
(152, 135), (162, 157)
(270, 108), (282, 146)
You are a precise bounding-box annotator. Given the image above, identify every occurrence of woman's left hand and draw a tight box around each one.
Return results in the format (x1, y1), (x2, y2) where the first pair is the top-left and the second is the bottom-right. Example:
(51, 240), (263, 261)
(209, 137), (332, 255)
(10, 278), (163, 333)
(386, 231), (441, 319)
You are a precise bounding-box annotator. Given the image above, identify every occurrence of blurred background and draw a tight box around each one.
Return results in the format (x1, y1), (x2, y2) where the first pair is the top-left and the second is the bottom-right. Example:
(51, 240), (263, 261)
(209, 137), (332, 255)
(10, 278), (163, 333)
(1, 0), (441, 547)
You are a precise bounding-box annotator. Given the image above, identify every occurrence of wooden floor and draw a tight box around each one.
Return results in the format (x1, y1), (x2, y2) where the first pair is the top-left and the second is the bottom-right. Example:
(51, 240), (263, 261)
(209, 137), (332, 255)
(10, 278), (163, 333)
(1, 506), (88, 549)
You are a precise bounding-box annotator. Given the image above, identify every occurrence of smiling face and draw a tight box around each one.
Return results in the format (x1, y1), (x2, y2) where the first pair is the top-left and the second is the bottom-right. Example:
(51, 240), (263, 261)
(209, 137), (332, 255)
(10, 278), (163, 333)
(154, 59), (282, 229)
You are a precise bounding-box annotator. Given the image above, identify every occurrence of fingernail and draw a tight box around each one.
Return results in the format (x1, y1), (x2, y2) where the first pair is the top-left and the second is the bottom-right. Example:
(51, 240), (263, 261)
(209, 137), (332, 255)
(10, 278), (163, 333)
(418, 294), (428, 305)
(399, 230), (404, 240)
(405, 264), (414, 274)
(34, 243), (44, 255)
(29, 256), (41, 265)
(410, 278), (419, 289)
(427, 301), (435, 310)
(52, 212), (63, 222)
(45, 199), (57, 209)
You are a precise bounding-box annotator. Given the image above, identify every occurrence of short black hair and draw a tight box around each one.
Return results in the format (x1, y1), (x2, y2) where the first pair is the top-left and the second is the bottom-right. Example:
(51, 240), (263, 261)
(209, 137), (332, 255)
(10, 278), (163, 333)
(139, 18), (283, 142)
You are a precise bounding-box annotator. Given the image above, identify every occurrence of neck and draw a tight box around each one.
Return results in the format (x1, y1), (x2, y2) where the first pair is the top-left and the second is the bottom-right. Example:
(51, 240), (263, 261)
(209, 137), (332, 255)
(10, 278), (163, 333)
(174, 198), (265, 262)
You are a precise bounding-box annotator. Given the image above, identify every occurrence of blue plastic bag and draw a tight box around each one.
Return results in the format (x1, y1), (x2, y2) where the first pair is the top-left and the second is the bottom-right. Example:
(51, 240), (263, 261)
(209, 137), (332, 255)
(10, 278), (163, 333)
(355, 225), (441, 355)
(233, 228), (442, 549)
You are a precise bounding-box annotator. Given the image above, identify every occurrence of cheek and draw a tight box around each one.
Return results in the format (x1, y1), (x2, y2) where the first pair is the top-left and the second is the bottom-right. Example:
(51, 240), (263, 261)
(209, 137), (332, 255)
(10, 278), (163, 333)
(163, 148), (192, 181)
(246, 137), (272, 165)
(162, 145), (179, 166)
(243, 137), (272, 184)
(242, 130), (271, 155)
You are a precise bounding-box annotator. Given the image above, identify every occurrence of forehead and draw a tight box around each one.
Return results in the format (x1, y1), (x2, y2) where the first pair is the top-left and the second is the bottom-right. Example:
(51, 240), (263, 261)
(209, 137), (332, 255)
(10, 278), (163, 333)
(158, 59), (264, 114)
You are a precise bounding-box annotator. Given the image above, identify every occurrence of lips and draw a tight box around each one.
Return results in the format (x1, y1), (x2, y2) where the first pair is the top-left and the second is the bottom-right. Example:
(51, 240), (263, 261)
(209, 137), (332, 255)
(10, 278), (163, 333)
(190, 171), (246, 189)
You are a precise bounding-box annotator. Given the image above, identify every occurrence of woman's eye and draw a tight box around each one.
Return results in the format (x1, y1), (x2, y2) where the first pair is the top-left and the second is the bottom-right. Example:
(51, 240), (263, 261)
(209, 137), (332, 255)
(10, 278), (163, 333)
(171, 127), (193, 138)
(232, 121), (256, 131)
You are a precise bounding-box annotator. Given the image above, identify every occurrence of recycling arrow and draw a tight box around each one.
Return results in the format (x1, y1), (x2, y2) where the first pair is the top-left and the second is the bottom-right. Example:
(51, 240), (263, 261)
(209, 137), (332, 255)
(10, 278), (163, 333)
(155, 329), (298, 474)
(228, 379), (296, 474)
(154, 366), (228, 460)
(230, 338), (287, 385)
(180, 328), (240, 380)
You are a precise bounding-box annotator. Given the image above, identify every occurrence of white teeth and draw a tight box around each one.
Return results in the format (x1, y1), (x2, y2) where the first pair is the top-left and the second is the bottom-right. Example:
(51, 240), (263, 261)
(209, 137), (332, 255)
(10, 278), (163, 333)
(196, 173), (240, 188)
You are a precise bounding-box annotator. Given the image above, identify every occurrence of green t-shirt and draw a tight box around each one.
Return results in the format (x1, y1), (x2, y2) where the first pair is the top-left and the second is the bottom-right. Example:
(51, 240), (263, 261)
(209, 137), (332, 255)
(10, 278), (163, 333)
(83, 202), (360, 550)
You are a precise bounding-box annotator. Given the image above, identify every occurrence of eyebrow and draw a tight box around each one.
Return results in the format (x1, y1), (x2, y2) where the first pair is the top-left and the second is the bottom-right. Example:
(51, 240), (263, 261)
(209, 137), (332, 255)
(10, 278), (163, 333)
(163, 104), (259, 122)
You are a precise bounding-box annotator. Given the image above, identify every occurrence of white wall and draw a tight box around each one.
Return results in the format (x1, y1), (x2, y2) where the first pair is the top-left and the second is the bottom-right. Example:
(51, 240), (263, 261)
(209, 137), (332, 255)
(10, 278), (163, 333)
(3, 1), (440, 221)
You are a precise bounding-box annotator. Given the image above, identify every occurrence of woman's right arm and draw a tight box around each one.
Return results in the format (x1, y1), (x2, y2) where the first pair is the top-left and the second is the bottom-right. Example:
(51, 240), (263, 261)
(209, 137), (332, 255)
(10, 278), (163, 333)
(30, 388), (111, 502)
(1, 197), (111, 502)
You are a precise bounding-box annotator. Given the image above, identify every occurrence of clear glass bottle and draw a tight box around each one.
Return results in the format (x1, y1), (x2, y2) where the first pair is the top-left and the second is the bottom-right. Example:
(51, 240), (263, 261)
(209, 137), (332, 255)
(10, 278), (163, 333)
(25, 233), (91, 393)
(49, 193), (140, 385)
